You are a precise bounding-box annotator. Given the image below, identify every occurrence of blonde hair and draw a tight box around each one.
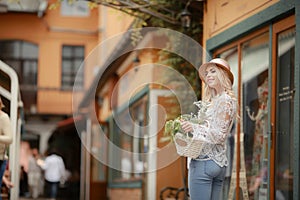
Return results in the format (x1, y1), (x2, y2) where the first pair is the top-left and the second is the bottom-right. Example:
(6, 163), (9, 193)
(202, 65), (237, 102)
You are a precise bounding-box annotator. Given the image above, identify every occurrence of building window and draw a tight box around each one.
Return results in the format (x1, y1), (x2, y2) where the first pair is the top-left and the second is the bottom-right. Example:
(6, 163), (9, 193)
(60, 0), (90, 17)
(61, 45), (84, 90)
(0, 40), (38, 114)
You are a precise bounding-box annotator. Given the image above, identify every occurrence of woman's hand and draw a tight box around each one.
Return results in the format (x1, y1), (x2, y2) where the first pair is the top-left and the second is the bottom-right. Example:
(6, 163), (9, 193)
(180, 121), (193, 133)
(3, 176), (13, 188)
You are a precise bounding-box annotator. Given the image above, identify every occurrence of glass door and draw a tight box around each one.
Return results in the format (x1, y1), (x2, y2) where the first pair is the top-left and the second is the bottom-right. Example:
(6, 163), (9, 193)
(271, 15), (295, 200)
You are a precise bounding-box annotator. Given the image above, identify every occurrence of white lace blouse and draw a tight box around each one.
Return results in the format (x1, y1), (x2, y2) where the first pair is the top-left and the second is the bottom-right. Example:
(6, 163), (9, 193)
(191, 92), (237, 167)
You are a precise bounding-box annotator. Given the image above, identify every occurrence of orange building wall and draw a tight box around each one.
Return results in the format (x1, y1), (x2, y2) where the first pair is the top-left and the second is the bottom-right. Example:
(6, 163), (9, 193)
(204, 0), (278, 38)
(96, 6), (134, 68)
(0, 5), (99, 114)
(202, 0), (278, 60)
(104, 7), (134, 38)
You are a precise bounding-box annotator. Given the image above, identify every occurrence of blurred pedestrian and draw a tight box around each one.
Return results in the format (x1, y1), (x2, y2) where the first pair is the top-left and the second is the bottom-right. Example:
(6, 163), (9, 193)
(19, 165), (29, 197)
(28, 148), (43, 198)
(0, 96), (13, 200)
(38, 148), (66, 199)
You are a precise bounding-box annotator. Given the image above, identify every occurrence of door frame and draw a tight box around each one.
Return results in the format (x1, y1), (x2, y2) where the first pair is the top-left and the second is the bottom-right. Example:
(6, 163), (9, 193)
(270, 14), (295, 200)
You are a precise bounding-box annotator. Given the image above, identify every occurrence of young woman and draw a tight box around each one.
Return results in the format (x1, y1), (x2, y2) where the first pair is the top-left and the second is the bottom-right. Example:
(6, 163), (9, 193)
(181, 58), (238, 200)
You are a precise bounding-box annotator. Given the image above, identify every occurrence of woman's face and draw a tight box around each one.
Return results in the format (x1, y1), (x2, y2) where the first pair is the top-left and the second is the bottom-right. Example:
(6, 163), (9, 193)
(203, 65), (221, 89)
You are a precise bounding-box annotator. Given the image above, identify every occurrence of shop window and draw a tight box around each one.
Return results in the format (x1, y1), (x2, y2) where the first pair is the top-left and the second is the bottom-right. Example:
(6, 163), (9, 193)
(61, 45), (84, 90)
(216, 30), (270, 199)
(0, 40), (38, 113)
(109, 96), (148, 186)
(207, 13), (297, 200)
(274, 27), (295, 200)
(241, 32), (269, 199)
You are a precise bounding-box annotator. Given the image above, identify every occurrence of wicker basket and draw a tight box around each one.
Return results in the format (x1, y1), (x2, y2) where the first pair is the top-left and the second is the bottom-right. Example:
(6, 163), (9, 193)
(173, 132), (204, 159)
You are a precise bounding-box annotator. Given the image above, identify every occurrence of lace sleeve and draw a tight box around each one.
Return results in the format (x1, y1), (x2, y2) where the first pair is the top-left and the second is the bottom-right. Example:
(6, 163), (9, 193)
(191, 97), (236, 144)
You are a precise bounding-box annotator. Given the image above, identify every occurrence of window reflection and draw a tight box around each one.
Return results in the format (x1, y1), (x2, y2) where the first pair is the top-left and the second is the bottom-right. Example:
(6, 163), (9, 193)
(241, 32), (269, 199)
(217, 31), (270, 200)
(275, 27), (295, 200)
(214, 22), (295, 200)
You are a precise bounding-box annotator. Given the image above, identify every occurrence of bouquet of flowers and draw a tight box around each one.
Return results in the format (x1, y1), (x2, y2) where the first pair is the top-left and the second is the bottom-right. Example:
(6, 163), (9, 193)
(162, 100), (210, 158)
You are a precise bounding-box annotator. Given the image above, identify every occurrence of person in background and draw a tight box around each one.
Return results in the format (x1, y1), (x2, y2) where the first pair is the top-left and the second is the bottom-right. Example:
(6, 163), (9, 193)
(28, 148), (43, 199)
(0, 97), (13, 200)
(19, 165), (29, 197)
(37, 148), (66, 199)
(181, 58), (238, 200)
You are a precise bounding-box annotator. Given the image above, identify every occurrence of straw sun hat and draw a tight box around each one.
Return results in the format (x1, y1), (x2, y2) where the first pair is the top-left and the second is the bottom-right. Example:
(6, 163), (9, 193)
(198, 58), (234, 84)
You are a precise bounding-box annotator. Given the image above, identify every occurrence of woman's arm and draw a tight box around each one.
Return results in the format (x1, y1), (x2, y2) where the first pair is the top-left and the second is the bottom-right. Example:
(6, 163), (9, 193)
(191, 98), (236, 144)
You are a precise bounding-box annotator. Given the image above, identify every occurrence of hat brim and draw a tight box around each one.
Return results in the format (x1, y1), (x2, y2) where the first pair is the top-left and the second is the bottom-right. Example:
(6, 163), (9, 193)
(199, 62), (234, 84)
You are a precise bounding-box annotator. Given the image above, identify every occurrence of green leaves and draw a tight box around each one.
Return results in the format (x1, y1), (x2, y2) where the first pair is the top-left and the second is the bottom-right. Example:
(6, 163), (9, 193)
(162, 117), (182, 143)
(161, 100), (209, 143)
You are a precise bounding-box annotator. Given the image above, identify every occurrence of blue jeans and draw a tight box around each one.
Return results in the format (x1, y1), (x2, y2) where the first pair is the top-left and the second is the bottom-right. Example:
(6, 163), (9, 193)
(0, 160), (7, 200)
(188, 159), (226, 200)
(45, 180), (59, 198)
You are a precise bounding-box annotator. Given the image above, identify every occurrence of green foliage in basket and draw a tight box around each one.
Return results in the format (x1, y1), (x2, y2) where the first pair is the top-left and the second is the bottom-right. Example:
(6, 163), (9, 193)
(161, 100), (210, 143)
(164, 117), (183, 140)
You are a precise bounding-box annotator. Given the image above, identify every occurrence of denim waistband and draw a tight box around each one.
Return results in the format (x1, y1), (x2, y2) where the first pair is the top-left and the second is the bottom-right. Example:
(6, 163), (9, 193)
(193, 155), (210, 161)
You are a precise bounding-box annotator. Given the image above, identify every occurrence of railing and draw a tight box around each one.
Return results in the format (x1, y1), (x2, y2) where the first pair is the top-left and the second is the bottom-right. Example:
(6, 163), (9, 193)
(0, 60), (23, 200)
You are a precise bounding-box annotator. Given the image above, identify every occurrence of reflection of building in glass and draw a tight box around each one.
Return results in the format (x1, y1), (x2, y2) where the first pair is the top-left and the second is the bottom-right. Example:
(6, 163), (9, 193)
(246, 77), (268, 198)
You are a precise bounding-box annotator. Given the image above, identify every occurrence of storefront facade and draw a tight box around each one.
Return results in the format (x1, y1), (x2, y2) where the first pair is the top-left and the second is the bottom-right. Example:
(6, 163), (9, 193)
(78, 29), (190, 200)
(202, 0), (299, 199)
